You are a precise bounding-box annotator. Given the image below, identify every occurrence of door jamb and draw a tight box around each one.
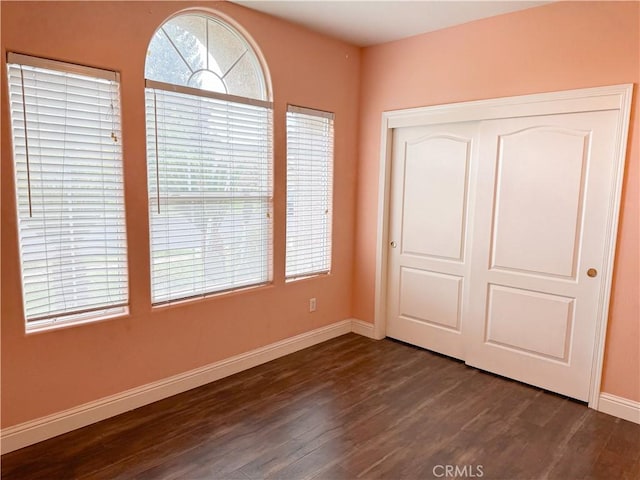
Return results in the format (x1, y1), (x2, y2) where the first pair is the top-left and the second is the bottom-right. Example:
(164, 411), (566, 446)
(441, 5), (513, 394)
(372, 84), (633, 409)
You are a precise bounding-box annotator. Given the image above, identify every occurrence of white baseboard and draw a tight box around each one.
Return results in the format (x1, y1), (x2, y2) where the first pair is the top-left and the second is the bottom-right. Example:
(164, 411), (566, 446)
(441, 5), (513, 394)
(5, 320), (636, 454)
(598, 392), (640, 424)
(1, 319), (356, 454)
(350, 318), (376, 339)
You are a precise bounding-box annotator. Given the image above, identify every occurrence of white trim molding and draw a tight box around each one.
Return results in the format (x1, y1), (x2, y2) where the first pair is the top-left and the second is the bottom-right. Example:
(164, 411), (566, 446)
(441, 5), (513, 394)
(2, 316), (637, 453)
(598, 393), (640, 424)
(2, 319), (363, 454)
(373, 84), (634, 410)
(350, 318), (378, 339)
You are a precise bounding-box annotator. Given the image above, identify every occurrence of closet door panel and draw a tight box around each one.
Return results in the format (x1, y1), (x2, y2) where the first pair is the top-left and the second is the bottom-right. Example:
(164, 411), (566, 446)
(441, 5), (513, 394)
(465, 110), (620, 401)
(386, 123), (479, 359)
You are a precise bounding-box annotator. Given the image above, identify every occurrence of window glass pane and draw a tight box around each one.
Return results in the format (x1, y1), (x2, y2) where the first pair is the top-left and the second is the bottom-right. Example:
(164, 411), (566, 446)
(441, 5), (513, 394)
(161, 15), (208, 73)
(7, 56), (128, 329)
(224, 53), (265, 100)
(145, 29), (193, 87)
(207, 20), (246, 77)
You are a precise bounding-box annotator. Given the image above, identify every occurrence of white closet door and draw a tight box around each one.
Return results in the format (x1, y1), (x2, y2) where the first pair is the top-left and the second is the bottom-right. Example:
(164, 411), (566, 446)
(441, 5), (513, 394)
(387, 123), (478, 359)
(465, 110), (620, 401)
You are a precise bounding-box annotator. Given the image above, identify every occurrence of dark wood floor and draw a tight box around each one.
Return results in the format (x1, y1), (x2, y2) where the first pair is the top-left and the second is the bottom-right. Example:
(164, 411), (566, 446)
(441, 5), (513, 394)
(2, 334), (639, 480)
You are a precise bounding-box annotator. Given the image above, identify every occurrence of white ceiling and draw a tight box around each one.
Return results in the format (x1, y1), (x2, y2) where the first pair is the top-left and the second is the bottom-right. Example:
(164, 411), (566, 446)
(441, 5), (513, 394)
(232, 1), (550, 47)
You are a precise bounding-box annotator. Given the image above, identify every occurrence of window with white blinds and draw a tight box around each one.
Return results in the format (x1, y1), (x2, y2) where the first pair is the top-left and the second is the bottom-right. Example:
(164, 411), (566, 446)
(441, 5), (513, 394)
(6, 53), (128, 330)
(286, 106), (334, 280)
(145, 13), (272, 305)
(145, 87), (272, 304)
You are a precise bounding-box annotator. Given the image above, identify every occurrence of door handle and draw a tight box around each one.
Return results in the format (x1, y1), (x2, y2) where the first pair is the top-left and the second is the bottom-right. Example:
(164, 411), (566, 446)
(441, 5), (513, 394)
(390, 241), (397, 248)
(587, 268), (598, 278)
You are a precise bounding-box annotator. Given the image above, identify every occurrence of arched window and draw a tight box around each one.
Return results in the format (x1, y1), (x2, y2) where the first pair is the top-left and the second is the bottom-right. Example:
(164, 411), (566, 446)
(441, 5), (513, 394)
(145, 14), (268, 101)
(145, 12), (272, 305)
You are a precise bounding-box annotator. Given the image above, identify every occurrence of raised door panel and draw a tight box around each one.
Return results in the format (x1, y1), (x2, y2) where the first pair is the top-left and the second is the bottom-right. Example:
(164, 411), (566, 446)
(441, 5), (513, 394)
(399, 268), (462, 331)
(402, 135), (470, 261)
(491, 127), (588, 278)
(485, 284), (574, 361)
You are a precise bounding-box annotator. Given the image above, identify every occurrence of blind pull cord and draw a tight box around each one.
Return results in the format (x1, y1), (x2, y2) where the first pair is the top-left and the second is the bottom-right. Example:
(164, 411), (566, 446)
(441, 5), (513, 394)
(153, 90), (161, 214)
(19, 66), (34, 218)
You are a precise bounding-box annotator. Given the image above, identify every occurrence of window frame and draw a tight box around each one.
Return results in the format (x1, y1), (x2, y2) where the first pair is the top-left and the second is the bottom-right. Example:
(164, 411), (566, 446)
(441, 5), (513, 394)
(144, 12), (274, 306)
(144, 12), (271, 102)
(285, 104), (335, 281)
(6, 52), (129, 332)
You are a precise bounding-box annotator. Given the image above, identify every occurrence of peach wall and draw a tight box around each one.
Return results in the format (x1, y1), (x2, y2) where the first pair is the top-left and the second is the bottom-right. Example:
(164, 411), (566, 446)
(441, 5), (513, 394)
(354, 1), (640, 401)
(1, 1), (360, 427)
(2, 0), (639, 432)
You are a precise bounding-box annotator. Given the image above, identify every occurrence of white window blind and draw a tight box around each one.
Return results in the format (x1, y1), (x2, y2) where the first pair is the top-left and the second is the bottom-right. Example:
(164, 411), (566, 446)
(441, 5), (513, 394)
(6, 53), (128, 330)
(286, 106), (334, 279)
(146, 86), (272, 305)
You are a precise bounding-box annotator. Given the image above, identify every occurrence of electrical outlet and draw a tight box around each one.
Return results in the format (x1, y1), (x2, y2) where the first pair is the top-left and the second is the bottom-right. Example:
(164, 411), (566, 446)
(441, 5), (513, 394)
(309, 298), (317, 312)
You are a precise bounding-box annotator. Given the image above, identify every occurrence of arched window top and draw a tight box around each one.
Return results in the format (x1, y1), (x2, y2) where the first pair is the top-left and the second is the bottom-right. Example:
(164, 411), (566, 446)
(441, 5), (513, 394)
(145, 13), (268, 101)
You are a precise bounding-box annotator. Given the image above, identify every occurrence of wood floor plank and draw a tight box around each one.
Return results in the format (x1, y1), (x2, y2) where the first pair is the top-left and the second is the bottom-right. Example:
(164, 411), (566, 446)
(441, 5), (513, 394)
(2, 334), (638, 480)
